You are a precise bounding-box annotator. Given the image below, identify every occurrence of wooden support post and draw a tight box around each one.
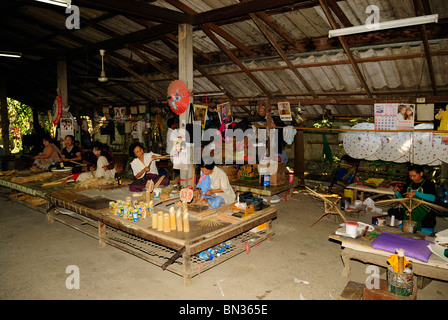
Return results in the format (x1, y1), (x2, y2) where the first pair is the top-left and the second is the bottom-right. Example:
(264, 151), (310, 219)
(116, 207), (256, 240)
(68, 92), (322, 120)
(294, 130), (305, 184)
(98, 221), (107, 248)
(57, 56), (68, 110)
(178, 23), (194, 188)
(0, 74), (10, 157)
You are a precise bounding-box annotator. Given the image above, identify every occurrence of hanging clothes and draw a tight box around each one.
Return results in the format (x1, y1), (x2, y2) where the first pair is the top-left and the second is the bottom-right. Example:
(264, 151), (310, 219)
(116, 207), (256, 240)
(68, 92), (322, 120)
(283, 125), (297, 145)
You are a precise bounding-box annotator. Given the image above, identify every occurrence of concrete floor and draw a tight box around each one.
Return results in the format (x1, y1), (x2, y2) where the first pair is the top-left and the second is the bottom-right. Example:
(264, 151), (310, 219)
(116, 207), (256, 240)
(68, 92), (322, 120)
(1, 188), (447, 300)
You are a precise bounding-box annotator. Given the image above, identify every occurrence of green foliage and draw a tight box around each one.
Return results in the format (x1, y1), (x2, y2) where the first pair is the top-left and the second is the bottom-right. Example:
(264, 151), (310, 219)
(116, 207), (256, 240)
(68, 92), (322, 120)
(7, 98), (33, 153)
(313, 118), (333, 128)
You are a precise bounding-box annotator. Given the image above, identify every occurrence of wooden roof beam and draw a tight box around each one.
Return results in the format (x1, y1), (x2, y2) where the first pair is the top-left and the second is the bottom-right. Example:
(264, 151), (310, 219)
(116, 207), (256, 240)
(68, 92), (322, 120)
(202, 26), (273, 99)
(127, 45), (176, 81)
(413, 0), (437, 95)
(107, 56), (166, 98)
(165, 0), (251, 55)
(319, 0), (372, 98)
(75, 0), (189, 24)
(249, 13), (317, 98)
(191, 0), (310, 25)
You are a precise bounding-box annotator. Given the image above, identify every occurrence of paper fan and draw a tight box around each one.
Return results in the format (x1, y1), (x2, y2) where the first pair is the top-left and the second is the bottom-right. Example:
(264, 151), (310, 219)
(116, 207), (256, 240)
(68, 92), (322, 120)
(343, 123), (381, 159)
(167, 80), (190, 115)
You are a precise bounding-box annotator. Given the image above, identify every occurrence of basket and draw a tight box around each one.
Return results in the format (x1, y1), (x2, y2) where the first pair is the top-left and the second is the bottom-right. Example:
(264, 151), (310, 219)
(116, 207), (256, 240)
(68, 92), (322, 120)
(387, 266), (414, 297)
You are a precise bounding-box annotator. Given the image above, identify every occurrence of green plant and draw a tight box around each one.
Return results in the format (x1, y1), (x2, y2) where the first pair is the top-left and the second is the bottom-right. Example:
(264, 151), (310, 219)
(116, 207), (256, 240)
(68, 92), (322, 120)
(313, 118), (333, 128)
(7, 98), (33, 153)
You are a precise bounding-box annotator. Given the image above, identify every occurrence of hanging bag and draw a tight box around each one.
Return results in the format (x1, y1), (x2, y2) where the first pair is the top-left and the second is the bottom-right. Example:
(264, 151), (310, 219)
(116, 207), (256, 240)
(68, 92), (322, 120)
(185, 103), (201, 144)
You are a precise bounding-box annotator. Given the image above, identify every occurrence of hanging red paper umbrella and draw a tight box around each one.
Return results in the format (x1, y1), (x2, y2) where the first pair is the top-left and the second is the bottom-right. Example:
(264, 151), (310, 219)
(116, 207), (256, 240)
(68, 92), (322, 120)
(167, 80), (190, 115)
(51, 94), (63, 125)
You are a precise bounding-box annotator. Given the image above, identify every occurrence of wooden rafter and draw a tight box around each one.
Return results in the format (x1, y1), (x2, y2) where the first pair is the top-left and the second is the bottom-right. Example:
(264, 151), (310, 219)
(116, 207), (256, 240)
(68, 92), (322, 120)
(75, 0), (189, 24)
(191, 0), (310, 26)
(253, 12), (297, 48)
(202, 26), (273, 99)
(412, 0), (437, 95)
(249, 13), (317, 98)
(107, 56), (165, 98)
(319, 0), (372, 99)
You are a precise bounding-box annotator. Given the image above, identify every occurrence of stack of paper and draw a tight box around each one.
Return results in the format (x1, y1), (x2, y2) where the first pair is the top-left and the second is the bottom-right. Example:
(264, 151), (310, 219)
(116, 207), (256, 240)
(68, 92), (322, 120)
(428, 229), (448, 262)
(434, 229), (448, 245)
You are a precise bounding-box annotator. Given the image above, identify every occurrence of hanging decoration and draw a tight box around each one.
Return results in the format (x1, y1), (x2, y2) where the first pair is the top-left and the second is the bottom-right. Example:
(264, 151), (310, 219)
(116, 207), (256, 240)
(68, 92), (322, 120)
(343, 122), (448, 165)
(343, 123), (381, 159)
(167, 80), (190, 115)
(51, 94), (63, 126)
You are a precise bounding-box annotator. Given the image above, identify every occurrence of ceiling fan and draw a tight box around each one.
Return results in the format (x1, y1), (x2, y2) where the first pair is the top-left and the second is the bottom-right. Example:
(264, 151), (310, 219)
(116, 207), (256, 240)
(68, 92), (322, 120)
(76, 50), (135, 83)
(98, 49), (108, 82)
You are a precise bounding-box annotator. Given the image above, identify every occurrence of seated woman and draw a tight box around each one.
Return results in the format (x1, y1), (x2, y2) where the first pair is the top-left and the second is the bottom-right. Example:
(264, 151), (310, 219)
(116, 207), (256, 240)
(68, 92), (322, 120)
(196, 162), (236, 209)
(387, 164), (437, 233)
(61, 135), (83, 173)
(129, 142), (169, 186)
(32, 134), (62, 169)
(76, 141), (115, 181)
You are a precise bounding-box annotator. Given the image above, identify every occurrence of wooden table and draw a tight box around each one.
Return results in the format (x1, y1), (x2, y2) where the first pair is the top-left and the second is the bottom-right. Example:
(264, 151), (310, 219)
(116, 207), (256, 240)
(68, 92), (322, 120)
(346, 183), (395, 201)
(45, 189), (277, 286)
(231, 179), (297, 204)
(1, 171), (277, 286)
(329, 230), (448, 288)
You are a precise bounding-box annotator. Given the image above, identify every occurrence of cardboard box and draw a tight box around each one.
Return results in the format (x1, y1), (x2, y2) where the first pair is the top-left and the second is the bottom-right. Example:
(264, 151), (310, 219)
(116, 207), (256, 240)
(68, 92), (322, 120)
(239, 164), (259, 180)
(258, 161), (286, 186)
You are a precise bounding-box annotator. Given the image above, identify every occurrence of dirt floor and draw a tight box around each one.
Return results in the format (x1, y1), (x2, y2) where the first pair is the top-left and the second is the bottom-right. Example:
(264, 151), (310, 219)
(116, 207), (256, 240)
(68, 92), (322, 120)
(0, 187), (447, 301)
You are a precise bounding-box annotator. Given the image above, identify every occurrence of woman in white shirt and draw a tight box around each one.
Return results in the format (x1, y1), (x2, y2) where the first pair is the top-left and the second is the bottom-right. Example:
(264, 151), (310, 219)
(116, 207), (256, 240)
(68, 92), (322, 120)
(76, 141), (115, 181)
(129, 142), (169, 186)
(197, 162), (236, 208)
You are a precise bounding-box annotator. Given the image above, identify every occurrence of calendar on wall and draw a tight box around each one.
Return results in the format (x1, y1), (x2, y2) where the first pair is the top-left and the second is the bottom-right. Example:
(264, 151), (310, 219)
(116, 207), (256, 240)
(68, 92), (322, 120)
(374, 103), (414, 134)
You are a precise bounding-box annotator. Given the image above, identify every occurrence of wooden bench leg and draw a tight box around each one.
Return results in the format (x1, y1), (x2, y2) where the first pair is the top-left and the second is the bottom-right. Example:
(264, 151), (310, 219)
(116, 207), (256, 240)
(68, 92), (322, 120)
(46, 202), (55, 223)
(182, 251), (192, 287)
(266, 221), (273, 242)
(341, 248), (352, 278)
(98, 221), (107, 248)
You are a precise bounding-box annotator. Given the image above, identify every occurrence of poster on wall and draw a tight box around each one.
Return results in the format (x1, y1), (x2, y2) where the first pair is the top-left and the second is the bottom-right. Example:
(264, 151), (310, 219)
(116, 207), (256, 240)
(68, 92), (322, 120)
(172, 135), (189, 170)
(60, 117), (74, 138)
(278, 102), (292, 121)
(114, 107), (126, 120)
(217, 102), (232, 124)
(193, 104), (208, 129)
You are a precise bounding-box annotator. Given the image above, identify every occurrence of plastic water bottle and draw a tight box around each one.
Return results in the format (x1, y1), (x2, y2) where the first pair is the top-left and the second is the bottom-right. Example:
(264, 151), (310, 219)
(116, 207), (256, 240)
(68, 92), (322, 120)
(198, 251), (210, 260)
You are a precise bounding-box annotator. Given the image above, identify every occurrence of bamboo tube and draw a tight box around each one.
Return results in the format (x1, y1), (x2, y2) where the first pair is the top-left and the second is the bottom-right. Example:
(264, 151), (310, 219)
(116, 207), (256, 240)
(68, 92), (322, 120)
(163, 213), (170, 232)
(157, 212), (163, 231)
(153, 175), (166, 190)
(146, 188), (151, 203)
(169, 207), (176, 230)
(397, 249), (405, 273)
(151, 209), (157, 229)
(182, 202), (190, 232)
(176, 208), (183, 232)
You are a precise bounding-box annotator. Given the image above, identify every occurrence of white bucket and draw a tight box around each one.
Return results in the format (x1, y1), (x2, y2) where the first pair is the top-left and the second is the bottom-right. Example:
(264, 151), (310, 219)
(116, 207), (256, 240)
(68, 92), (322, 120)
(345, 221), (359, 237)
